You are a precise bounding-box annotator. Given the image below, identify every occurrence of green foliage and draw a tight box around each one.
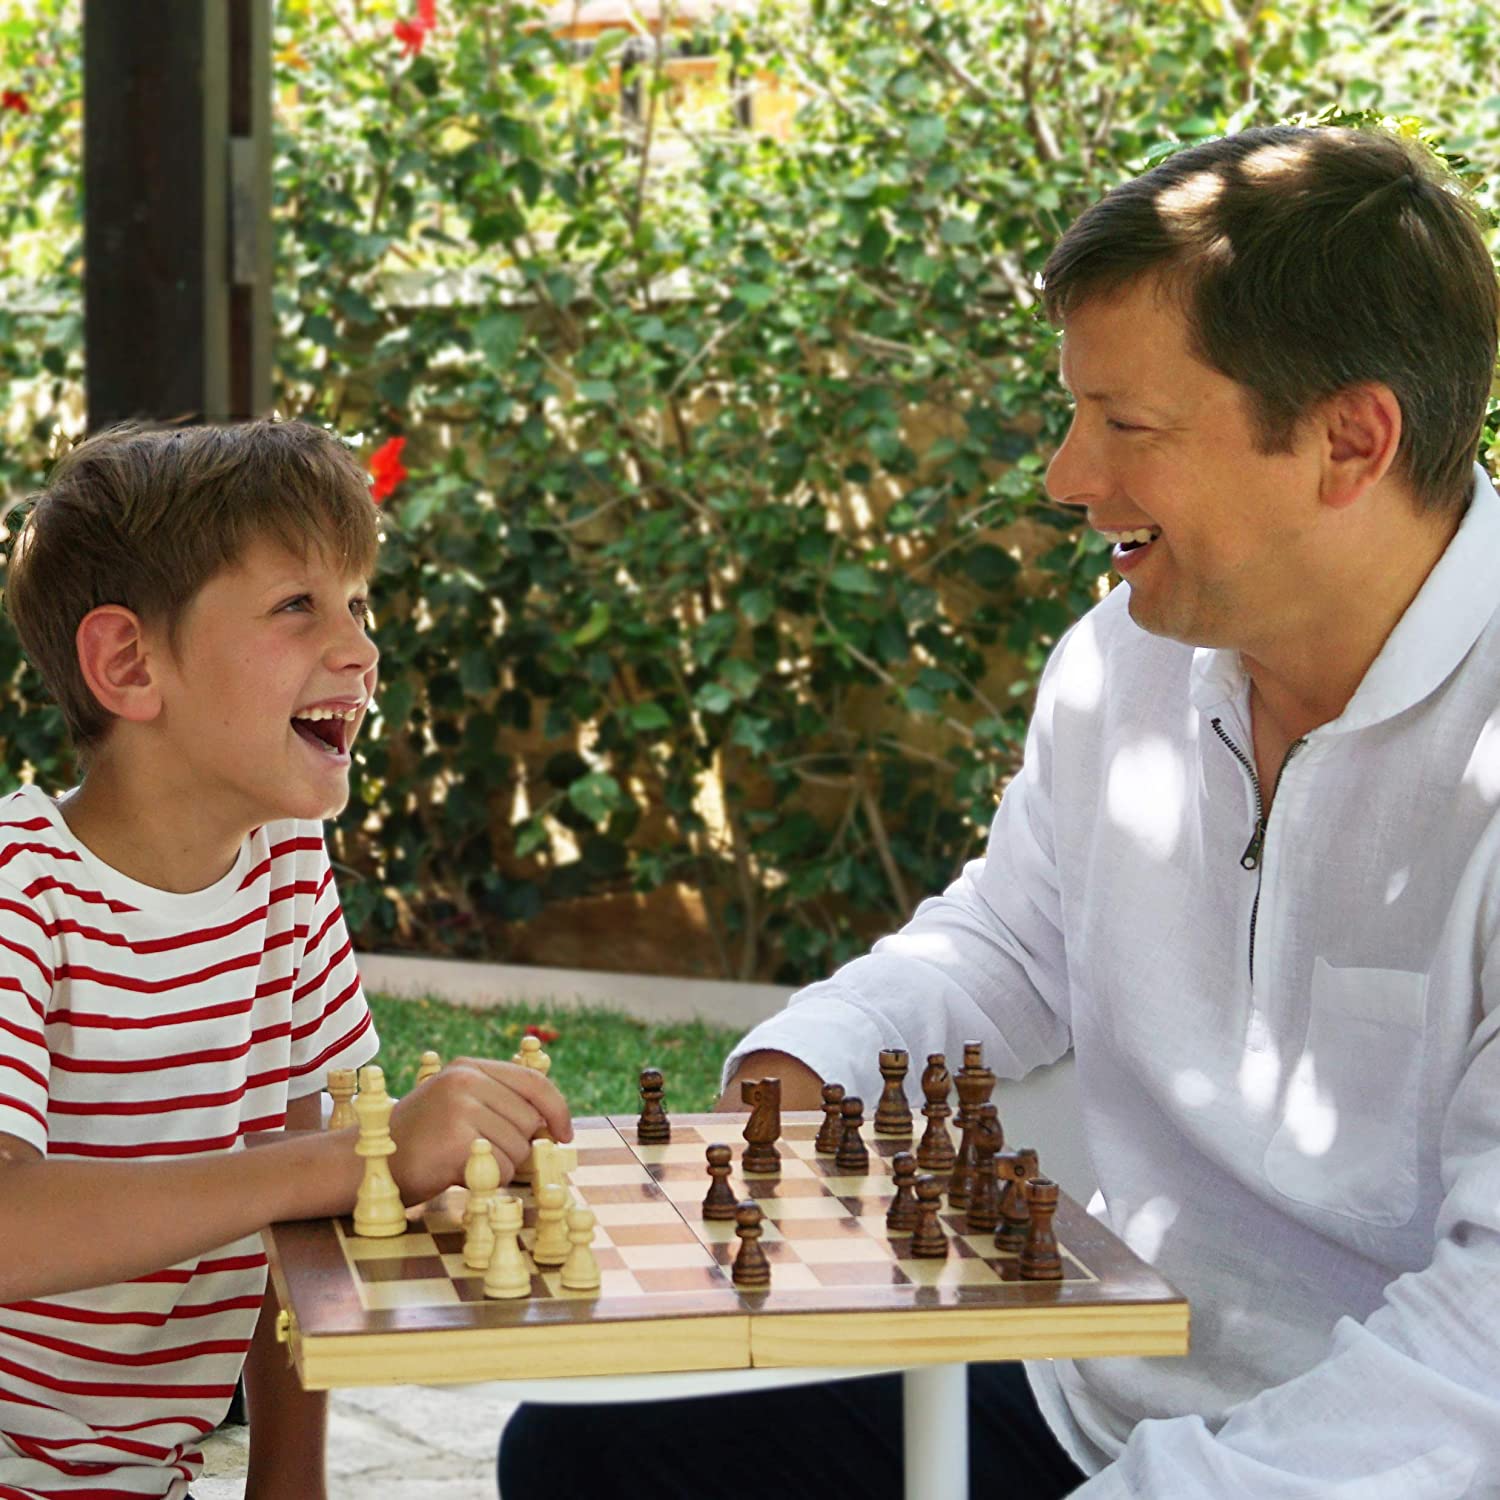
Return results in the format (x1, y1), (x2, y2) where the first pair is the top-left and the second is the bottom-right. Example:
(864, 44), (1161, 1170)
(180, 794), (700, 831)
(2, 1), (1499, 980)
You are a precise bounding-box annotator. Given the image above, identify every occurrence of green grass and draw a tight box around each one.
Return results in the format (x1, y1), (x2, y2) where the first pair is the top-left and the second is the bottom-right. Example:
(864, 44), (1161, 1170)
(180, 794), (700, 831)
(364, 992), (741, 1115)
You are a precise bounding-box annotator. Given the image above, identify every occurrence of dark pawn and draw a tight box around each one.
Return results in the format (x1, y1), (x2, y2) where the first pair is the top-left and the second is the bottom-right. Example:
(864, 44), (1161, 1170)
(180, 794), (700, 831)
(702, 1143), (738, 1221)
(873, 1048), (913, 1135)
(815, 1081), (846, 1155)
(916, 1054), (955, 1173)
(995, 1146), (1038, 1253)
(731, 1200), (771, 1288)
(834, 1095), (869, 1173)
(637, 1065), (670, 1143)
(1019, 1177), (1063, 1281)
(885, 1151), (919, 1234)
(910, 1174), (948, 1258)
(965, 1103), (1004, 1234)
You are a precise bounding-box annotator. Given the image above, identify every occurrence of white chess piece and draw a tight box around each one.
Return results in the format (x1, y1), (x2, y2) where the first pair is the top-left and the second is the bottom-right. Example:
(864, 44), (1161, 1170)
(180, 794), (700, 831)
(415, 1050), (442, 1085)
(352, 1066), (406, 1238)
(463, 1139), (502, 1270)
(531, 1180), (570, 1266)
(483, 1196), (532, 1299)
(560, 1206), (601, 1291)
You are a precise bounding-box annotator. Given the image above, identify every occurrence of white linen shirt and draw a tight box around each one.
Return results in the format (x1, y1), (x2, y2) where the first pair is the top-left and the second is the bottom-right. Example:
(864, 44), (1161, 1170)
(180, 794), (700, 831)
(726, 464), (1500, 1497)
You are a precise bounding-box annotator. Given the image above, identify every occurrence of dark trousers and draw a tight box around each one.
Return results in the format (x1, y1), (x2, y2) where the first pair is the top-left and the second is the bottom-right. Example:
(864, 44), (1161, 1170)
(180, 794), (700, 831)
(498, 1362), (1087, 1499)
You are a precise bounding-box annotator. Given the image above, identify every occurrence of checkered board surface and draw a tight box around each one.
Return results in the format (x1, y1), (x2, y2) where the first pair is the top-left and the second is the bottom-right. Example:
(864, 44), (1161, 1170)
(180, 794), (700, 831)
(338, 1115), (1101, 1318)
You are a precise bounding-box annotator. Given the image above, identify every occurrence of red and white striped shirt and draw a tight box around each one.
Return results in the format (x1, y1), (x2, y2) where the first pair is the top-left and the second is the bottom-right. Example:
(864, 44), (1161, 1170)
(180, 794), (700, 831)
(0, 784), (379, 1499)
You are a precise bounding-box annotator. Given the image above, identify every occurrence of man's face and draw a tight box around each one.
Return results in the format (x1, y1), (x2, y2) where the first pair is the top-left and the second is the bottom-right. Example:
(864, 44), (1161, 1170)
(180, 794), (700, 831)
(150, 534), (380, 827)
(1045, 277), (1325, 651)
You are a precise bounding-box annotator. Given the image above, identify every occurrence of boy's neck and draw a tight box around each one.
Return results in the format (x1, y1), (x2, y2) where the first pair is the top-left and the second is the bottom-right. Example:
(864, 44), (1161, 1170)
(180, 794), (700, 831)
(59, 759), (248, 896)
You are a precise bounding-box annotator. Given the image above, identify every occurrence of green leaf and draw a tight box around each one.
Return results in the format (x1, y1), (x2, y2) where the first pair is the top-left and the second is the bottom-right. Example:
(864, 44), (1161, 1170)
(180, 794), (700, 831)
(960, 545), (1020, 589)
(627, 701), (672, 731)
(514, 817), (551, 858)
(577, 379), (617, 402)
(459, 650), (496, 696)
(376, 680), (415, 732)
(830, 562), (881, 596)
(568, 771), (624, 825)
(739, 588), (774, 625)
(572, 601), (611, 646)
(906, 116), (946, 157)
(694, 682), (735, 714)
(939, 215), (977, 246)
(474, 313), (526, 366)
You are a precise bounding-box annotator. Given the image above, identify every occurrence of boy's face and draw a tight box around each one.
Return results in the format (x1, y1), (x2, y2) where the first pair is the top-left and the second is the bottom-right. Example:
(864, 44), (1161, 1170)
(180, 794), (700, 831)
(150, 534), (380, 828)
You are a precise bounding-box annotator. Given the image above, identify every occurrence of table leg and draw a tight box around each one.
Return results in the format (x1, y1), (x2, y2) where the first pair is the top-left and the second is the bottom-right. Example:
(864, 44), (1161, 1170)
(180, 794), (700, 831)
(903, 1363), (968, 1500)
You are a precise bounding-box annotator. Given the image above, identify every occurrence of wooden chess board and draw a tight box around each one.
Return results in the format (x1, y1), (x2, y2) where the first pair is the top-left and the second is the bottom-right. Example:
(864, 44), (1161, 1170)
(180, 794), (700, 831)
(263, 1113), (1188, 1388)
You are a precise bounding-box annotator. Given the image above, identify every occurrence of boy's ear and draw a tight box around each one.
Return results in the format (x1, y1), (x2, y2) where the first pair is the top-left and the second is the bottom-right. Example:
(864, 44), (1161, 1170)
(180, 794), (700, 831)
(75, 606), (164, 725)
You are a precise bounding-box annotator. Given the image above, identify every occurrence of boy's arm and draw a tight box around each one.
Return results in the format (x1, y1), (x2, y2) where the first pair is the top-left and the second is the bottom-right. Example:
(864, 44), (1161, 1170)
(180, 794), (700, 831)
(0, 1058), (571, 1303)
(243, 1092), (328, 1500)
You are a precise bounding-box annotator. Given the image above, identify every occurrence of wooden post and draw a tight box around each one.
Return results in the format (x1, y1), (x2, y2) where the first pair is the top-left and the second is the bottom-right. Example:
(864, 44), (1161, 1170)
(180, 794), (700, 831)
(83, 0), (271, 429)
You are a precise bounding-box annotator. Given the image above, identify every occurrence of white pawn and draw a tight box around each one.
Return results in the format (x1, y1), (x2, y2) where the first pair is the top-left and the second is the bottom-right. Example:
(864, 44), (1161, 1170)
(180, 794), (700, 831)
(531, 1180), (570, 1267)
(463, 1139), (502, 1270)
(484, 1196), (531, 1299)
(512, 1034), (552, 1075)
(327, 1068), (357, 1131)
(560, 1206), (600, 1291)
(415, 1050), (442, 1085)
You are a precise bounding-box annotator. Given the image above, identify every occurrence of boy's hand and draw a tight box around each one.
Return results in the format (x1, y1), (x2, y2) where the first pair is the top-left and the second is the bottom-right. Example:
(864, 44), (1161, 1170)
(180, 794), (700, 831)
(386, 1058), (573, 1202)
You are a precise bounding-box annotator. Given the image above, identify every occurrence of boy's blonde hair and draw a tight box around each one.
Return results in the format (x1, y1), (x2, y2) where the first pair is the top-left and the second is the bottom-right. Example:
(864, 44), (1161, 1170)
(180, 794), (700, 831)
(5, 420), (382, 756)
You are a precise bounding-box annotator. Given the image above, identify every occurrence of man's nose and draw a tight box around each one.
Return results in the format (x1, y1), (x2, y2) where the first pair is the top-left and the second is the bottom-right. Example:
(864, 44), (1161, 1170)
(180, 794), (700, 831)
(1044, 415), (1097, 512)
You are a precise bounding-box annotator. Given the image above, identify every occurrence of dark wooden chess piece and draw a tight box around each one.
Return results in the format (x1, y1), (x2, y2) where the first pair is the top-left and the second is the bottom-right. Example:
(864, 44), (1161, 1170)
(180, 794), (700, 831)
(965, 1104), (1004, 1234)
(995, 1146), (1038, 1253)
(1019, 1177), (1064, 1281)
(874, 1048), (913, 1135)
(916, 1054), (955, 1173)
(815, 1081), (846, 1155)
(885, 1151), (919, 1234)
(910, 1174), (948, 1258)
(740, 1076), (782, 1174)
(731, 1199), (771, 1287)
(702, 1143), (738, 1221)
(946, 1052), (996, 1210)
(636, 1065), (670, 1143)
(834, 1095), (869, 1172)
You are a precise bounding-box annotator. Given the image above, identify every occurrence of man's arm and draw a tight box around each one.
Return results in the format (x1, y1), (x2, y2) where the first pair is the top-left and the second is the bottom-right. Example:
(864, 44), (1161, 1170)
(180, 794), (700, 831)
(243, 1092), (328, 1500)
(716, 1050), (824, 1111)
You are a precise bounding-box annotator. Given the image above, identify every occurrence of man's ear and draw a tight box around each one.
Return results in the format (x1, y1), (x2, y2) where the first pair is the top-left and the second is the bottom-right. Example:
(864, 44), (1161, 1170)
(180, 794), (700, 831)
(75, 606), (164, 725)
(1318, 383), (1402, 512)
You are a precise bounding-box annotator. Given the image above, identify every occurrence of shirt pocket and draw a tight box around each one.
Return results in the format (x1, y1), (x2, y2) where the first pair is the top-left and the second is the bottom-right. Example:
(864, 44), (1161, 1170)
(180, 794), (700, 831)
(1262, 959), (1427, 1227)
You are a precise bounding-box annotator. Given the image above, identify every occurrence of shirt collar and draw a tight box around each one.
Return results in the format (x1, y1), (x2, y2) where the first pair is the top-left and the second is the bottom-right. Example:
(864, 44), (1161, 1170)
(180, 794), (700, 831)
(1188, 463), (1500, 729)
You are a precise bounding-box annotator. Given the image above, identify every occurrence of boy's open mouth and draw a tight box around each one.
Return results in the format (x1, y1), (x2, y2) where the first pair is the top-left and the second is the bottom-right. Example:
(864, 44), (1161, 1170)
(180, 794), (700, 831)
(290, 706), (356, 757)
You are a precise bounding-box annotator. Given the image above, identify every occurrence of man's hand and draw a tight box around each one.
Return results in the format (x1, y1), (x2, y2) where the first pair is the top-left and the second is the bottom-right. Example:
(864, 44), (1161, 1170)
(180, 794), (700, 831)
(387, 1057), (573, 1200)
(717, 1050), (825, 1112)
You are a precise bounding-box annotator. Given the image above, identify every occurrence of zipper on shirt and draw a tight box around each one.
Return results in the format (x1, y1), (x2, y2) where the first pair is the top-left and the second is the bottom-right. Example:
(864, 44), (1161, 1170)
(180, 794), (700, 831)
(1209, 718), (1306, 981)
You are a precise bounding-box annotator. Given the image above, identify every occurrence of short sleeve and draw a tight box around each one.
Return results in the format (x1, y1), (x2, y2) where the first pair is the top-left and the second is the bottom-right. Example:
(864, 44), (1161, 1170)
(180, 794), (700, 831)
(286, 830), (378, 1099)
(0, 891), (55, 1153)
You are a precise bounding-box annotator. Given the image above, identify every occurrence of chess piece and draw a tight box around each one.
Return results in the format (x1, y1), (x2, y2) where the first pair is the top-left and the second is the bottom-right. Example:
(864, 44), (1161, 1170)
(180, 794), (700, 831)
(731, 1200), (771, 1288)
(916, 1054), (955, 1172)
(702, 1143), (738, 1221)
(910, 1174), (948, 1258)
(561, 1207), (602, 1291)
(637, 1066), (671, 1143)
(352, 1066), (406, 1238)
(947, 1051), (996, 1209)
(415, 1050), (442, 1085)
(463, 1138), (502, 1269)
(531, 1180), (571, 1266)
(740, 1077), (782, 1174)
(995, 1147), (1039, 1253)
(483, 1195), (532, 1299)
(327, 1067), (357, 1131)
(874, 1048), (913, 1135)
(814, 1082), (846, 1154)
(885, 1151), (919, 1234)
(834, 1095), (869, 1173)
(530, 1138), (578, 1206)
(965, 1104), (1004, 1234)
(1019, 1177), (1064, 1281)
(513, 1034), (552, 1075)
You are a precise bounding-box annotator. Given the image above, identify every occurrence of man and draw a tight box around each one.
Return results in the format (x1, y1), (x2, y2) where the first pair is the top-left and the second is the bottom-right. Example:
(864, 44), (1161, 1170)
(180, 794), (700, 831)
(501, 125), (1500, 1497)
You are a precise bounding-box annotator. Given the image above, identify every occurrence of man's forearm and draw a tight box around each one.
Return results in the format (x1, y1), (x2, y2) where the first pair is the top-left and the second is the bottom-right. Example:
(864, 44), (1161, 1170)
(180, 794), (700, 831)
(717, 1049), (825, 1111)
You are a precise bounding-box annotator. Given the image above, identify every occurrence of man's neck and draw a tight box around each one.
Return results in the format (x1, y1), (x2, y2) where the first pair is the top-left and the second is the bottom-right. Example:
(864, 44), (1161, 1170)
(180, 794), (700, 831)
(59, 756), (247, 896)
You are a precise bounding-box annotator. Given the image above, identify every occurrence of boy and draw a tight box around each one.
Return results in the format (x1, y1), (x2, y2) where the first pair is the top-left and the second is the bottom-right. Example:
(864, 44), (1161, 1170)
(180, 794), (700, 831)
(0, 421), (570, 1499)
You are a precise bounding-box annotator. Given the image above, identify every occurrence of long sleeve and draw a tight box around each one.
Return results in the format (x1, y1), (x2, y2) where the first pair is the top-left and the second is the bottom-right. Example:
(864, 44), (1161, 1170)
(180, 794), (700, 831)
(1073, 939), (1500, 1499)
(724, 630), (1077, 1101)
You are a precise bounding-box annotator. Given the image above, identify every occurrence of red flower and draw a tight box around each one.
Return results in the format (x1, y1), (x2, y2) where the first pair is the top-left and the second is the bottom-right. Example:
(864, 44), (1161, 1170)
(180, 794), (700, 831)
(1, 91), (29, 115)
(394, 18), (428, 56)
(418, 0), (437, 26)
(525, 1023), (561, 1044)
(368, 436), (408, 503)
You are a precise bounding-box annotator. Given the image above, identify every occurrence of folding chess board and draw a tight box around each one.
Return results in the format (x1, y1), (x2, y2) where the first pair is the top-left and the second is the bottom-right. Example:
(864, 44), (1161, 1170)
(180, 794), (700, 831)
(263, 1113), (1188, 1388)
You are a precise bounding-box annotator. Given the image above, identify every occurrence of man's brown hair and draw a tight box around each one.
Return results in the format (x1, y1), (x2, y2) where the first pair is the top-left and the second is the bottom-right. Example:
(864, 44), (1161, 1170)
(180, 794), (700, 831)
(1041, 125), (1500, 514)
(4, 419), (381, 756)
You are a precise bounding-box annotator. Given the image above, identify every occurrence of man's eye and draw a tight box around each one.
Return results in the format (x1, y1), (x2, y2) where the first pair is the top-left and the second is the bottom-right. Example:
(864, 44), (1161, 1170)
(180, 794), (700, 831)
(1106, 419), (1148, 433)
